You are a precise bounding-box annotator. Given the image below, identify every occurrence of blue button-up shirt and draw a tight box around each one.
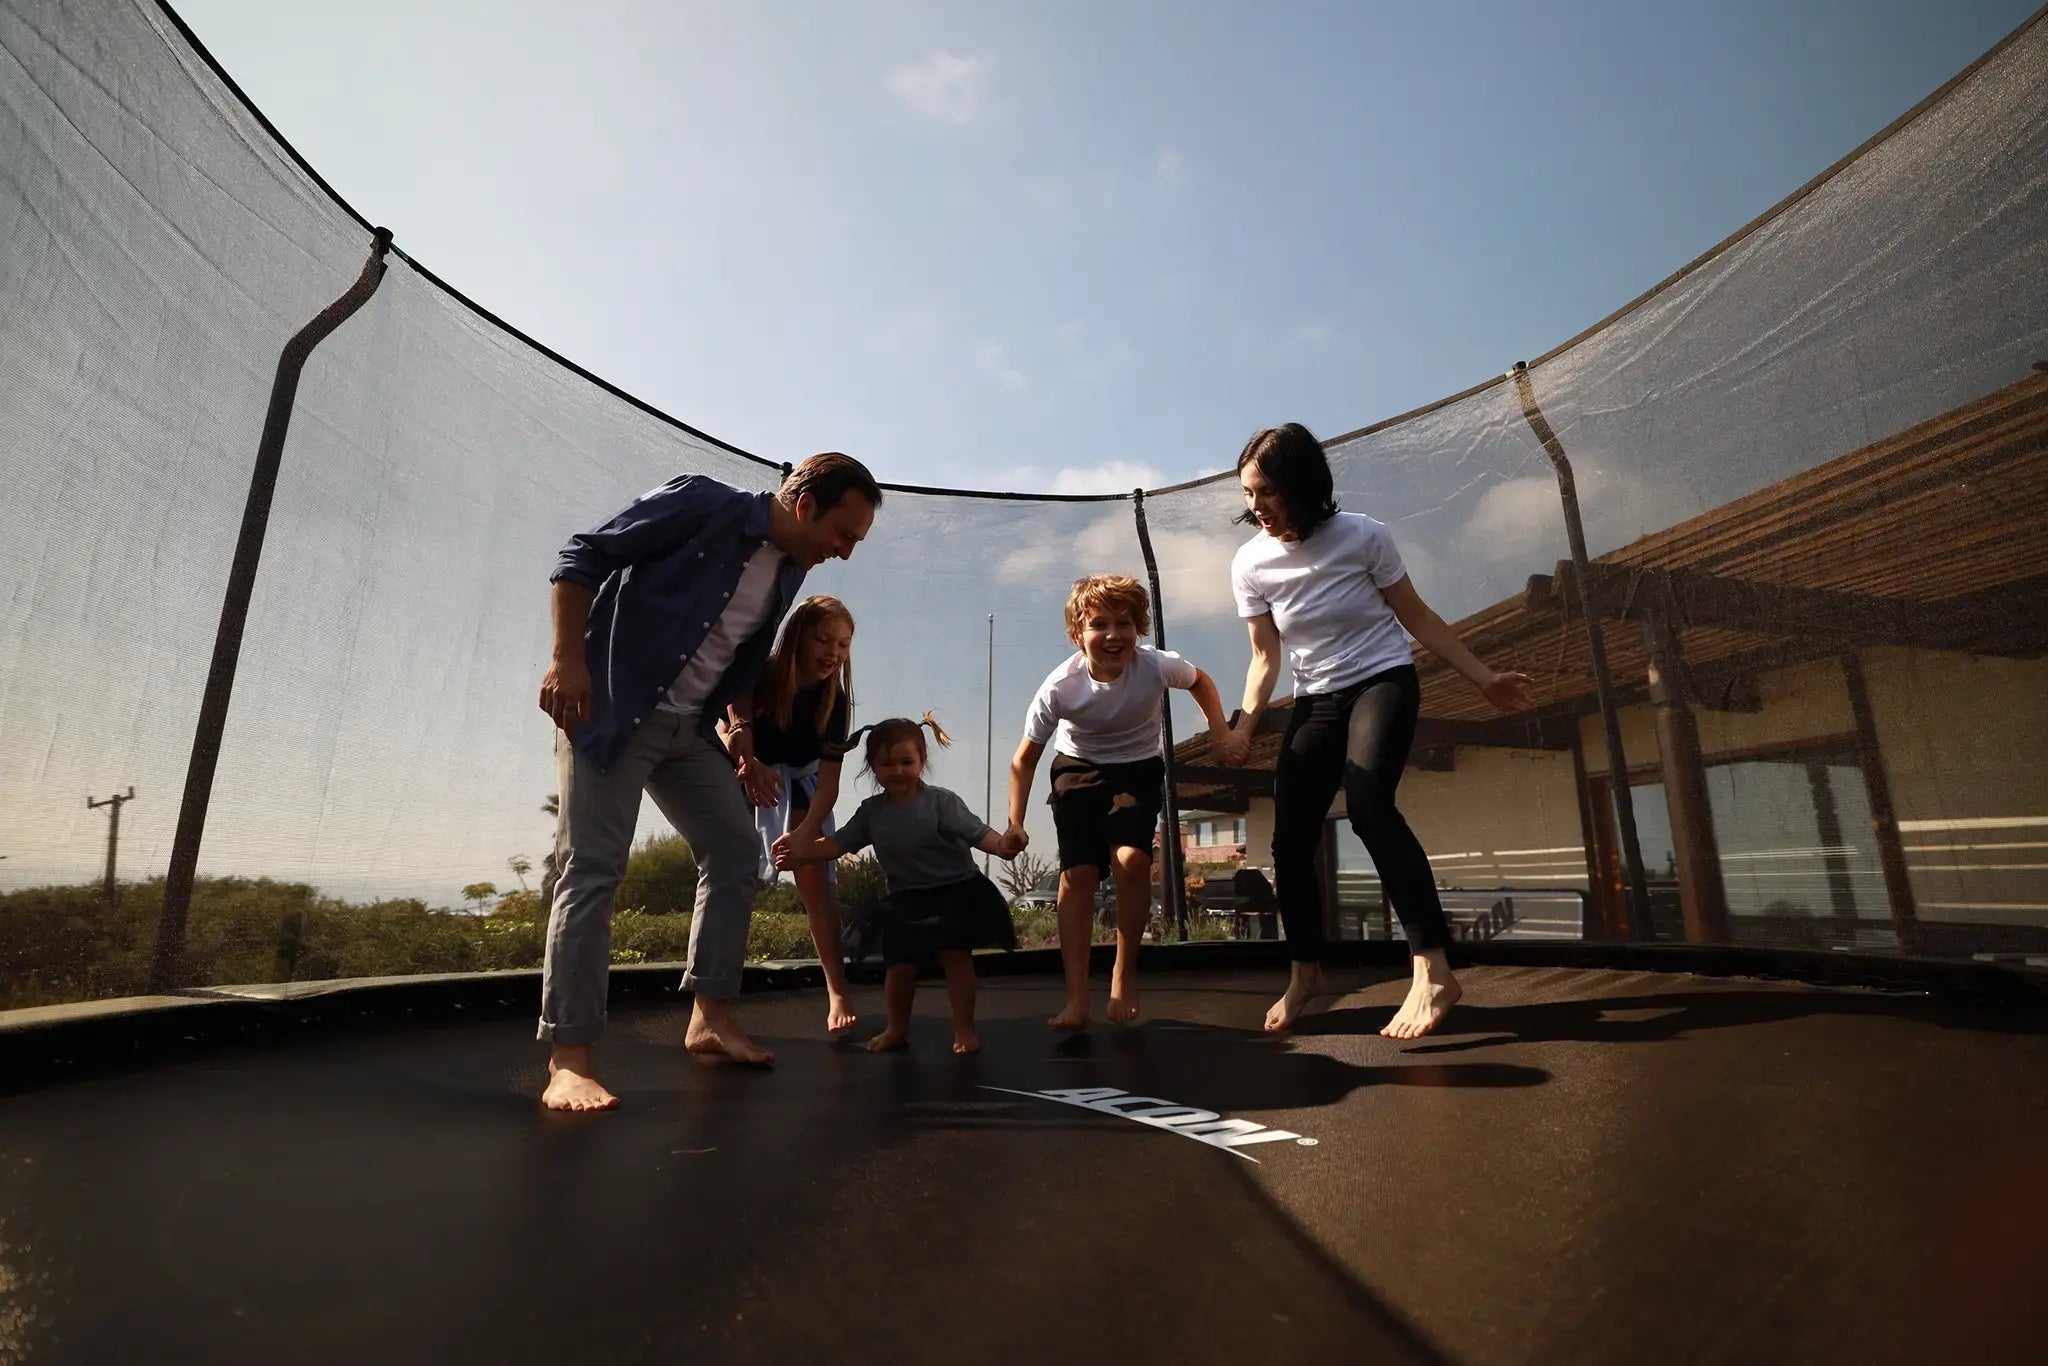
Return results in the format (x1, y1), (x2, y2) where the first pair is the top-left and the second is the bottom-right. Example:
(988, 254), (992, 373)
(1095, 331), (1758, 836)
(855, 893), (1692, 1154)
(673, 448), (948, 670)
(551, 475), (807, 772)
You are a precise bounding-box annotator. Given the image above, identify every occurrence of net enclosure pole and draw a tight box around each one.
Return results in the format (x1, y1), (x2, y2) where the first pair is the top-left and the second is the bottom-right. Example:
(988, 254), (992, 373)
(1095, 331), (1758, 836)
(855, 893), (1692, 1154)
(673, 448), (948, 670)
(1132, 490), (1189, 942)
(152, 230), (395, 991)
(1509, 361), (1655, 941)
(985, 612), (994, 875)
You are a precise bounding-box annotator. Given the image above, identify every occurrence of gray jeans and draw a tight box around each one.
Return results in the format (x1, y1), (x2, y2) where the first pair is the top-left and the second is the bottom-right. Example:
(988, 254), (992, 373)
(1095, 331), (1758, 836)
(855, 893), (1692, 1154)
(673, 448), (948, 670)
(538, 710), (756, 1045)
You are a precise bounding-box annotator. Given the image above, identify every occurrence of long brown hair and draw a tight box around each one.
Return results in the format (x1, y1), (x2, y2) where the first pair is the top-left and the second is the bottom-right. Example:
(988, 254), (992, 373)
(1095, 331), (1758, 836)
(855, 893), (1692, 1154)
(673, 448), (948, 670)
(754, 595), (855, 733)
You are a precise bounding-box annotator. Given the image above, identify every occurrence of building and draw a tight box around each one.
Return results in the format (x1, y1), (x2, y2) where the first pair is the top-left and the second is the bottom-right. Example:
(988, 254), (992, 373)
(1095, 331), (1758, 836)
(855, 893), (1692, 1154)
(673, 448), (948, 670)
(1173, 372), (2048, 957)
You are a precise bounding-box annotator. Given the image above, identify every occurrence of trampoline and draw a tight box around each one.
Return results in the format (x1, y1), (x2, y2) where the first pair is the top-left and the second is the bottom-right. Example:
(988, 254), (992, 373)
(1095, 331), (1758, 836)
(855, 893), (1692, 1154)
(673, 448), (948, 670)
(4, 950), (2045, 1365)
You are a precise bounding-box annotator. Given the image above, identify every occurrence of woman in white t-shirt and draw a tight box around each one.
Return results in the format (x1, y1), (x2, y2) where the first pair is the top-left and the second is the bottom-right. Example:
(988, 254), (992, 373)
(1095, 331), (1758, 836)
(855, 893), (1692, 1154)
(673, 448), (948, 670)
(1224, 423), (1536, 1038)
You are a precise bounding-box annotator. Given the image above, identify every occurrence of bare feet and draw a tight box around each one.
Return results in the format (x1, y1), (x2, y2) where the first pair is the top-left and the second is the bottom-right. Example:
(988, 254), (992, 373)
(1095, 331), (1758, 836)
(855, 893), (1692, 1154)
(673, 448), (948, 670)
(541, 1046), (618, 1112)
(951, 1028), (981, 1055)
(1107, 974), (1140, 1024)
(826, 992), (857, 1034)
(1048, 1000), (1090, 1032)
(1264, 962), (1327, 1032)
(684, 1000), (776, 1065)
(866, 1026), (910, 1053)
(1381, 952), (1462, 1039)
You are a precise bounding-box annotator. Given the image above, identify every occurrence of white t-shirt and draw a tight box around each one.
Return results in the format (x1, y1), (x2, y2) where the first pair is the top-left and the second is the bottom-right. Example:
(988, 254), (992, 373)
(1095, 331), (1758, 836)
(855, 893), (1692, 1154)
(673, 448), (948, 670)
(1023, 645), (1198, 764)
(1230, 512), (1413, 695)
(659, 543), (785, 715)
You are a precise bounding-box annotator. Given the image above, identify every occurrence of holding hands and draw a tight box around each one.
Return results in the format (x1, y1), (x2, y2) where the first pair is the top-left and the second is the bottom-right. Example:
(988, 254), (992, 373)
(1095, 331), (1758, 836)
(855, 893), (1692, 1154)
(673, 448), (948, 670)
(1208, 722), (1252, 768)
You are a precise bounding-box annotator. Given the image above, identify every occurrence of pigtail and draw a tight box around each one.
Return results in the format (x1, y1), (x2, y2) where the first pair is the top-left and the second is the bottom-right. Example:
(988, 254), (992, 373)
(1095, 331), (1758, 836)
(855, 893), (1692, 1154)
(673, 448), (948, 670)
(919, 712), (953, 748)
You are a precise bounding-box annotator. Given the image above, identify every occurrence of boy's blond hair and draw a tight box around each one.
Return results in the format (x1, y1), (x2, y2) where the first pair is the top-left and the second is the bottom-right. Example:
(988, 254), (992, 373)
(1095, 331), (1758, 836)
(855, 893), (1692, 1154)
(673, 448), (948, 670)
(1064, 574), (1152, 643)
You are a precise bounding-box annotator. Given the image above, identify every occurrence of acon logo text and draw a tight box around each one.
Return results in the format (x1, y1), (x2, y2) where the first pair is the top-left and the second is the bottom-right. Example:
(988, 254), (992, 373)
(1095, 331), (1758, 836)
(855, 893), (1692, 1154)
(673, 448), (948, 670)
(981, 1086), (1319, 1162)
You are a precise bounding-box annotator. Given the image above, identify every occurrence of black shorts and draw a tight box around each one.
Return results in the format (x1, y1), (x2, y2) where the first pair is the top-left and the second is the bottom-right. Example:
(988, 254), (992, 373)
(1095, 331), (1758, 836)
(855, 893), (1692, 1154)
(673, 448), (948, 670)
(1048, 753), (1165, 877)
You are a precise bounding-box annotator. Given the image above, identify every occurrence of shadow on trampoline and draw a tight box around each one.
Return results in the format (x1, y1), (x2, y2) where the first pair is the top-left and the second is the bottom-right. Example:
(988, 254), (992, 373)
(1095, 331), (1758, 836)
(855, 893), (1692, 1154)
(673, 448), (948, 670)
(1298, 983), (2048, 1054)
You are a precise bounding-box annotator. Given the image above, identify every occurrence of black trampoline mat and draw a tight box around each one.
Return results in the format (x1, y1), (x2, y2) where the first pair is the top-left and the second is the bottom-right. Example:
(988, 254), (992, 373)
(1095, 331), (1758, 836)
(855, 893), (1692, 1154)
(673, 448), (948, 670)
(3, 965), (2045, 1365)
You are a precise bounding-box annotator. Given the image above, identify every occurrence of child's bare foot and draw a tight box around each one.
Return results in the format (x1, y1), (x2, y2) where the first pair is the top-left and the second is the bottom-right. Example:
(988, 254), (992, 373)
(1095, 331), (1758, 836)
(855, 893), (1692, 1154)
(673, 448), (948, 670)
(826, 993), (857, 1033)
(866, 1027), (910, 1053)
(1107, 977), (1140, 1024)
(1048, 1000), (1090, 1031)
(542, 1048), (618, 1112)
(951, 1028), (981, 1055)
(1382, 953), (1461, 1039)
(684, 1001), (776, 1065)
(1264, 963), (1327, 1032)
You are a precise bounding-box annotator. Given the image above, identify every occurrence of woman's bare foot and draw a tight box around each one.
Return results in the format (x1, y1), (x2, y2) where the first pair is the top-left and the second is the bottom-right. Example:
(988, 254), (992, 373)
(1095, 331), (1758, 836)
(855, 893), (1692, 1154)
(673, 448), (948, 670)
(1381, 952), (1462, 1039)
(1264, 962), (1327, 1032)
(1107, 974), (1140, 1024)
(684, 1000), (776, 1065)
(1048, 999), (1090, 1031)
(951, 1027), (981, 1055)
(541, 1047), (618, 1112)
(866, 1026), (910, 1053)
(826, 993), (857, 1033)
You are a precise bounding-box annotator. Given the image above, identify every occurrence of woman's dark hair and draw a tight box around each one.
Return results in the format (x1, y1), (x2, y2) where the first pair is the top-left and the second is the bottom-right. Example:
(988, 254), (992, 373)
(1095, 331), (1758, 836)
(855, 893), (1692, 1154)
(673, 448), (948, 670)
(1234, 423), (1339, 539)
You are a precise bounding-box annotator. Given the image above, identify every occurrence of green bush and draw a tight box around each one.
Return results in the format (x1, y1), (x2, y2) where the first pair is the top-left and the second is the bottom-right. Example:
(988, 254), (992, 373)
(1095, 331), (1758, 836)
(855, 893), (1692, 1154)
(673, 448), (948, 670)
(0, 863), (867, 1011)
(614, 834), (698, 916)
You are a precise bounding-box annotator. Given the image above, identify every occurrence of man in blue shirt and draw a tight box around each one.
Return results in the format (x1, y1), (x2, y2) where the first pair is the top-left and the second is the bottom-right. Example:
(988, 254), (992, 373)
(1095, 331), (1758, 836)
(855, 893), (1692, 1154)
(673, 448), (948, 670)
(537, 452), (881, 1112)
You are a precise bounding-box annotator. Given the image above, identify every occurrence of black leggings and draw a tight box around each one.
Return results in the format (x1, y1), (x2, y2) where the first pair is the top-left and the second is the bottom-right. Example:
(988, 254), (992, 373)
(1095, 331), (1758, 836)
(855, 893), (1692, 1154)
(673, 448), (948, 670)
(1272, 664), (1450, 961)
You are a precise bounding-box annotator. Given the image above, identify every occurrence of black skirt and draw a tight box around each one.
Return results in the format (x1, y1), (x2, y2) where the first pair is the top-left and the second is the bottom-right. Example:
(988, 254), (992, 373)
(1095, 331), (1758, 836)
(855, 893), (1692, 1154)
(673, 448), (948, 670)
(854, 873), (1018, 968)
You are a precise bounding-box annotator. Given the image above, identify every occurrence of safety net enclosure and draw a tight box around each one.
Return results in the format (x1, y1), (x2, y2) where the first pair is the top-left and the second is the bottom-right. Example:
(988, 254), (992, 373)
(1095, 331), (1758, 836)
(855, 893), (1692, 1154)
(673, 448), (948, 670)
(3, 0), (2047, 1008)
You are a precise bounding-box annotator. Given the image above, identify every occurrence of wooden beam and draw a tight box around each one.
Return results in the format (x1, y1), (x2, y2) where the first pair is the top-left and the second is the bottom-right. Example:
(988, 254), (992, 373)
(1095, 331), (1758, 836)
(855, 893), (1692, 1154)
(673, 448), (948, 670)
(1527, 561), (2048, 660)
(1171, 789), (1252, 815)
(1842, 652), (1920, 951)
(1172, 766), (1274, 798)
(1642, 612), (1731, 944)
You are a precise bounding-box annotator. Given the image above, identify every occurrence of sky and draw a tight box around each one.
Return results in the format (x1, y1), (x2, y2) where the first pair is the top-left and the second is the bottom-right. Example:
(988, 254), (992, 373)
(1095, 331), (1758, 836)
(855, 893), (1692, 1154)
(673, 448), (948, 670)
(172, 0), (2040, 493)
(4, 0), (2042, 908)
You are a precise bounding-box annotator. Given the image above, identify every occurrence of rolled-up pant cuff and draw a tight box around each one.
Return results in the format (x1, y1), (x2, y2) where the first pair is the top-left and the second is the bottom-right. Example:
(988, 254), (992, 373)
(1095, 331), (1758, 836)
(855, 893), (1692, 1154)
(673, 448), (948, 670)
(681, 969), (740, 1000)
(536, 1016), (605, 1046)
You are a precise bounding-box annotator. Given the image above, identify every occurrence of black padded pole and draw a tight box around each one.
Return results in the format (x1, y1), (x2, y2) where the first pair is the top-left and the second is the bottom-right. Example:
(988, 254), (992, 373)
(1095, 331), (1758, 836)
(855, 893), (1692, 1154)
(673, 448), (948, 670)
(1509, 361), (1654, 941)
(1132, 490), (1189, 942)
(152, 230), (394, 991)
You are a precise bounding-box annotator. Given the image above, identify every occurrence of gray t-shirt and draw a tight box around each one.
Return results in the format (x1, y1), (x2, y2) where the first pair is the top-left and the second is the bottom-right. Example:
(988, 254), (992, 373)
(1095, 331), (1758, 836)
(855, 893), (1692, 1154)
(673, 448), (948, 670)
(834, 785), (992, 893)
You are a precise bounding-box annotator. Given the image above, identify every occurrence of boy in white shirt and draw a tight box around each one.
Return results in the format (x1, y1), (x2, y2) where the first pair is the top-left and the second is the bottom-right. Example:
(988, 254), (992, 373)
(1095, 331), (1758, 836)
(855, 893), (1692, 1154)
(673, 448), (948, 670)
(1005, 574), (1247, 1028)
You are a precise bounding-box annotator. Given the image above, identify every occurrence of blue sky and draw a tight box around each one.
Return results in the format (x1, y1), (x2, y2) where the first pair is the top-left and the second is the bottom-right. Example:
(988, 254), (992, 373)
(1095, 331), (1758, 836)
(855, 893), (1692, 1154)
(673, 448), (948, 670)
(174, 0), (2039, 493)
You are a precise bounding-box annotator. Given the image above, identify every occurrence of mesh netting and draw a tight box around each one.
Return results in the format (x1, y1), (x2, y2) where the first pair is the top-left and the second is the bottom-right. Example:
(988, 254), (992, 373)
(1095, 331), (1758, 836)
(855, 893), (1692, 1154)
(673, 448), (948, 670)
(4, 0), (2045, 1005)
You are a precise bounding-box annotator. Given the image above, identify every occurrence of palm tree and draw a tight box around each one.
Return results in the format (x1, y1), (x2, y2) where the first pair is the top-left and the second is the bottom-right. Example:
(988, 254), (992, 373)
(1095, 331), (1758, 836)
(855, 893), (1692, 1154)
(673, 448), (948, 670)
(461, 882), (498, 914)
(506, 855), (532, 891)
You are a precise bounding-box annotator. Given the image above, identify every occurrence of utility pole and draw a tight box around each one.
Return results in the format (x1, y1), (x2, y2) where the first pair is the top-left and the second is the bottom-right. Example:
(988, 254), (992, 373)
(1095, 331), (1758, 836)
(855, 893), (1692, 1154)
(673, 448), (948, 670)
(88, 787), (136, 906)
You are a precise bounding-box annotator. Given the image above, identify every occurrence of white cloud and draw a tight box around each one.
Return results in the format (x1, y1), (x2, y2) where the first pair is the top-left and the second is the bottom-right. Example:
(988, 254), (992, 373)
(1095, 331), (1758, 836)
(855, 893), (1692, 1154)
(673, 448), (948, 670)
(1454, 465), (1695, 571)
(886, 52), (986, 125)
(997, 510), (1241, 620)
(974, 341), (1027, 390)
(1049, 461), (1164, 495)
(1153, 146), (1186, 186)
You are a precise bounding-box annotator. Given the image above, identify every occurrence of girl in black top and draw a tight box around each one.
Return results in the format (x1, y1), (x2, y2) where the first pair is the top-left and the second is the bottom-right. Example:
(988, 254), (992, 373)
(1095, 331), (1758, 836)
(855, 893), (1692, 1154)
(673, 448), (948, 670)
(726, 595), (858, 1033)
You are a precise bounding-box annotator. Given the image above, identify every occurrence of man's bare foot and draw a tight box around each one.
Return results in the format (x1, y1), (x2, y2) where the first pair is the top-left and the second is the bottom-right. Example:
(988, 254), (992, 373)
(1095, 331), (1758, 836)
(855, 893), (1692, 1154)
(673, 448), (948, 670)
(952, 1028), (981, 1055)
(1048, 1000), (1090, 1031)
(1107, 977), (1140, 1024)
(685, 1002), (776, 1065)
(866, 1027), (909, 1053)
(542, 1050), (618, 1112)
(1381, 954), (1462, 1039)
(1264, 963), (1327, 1032)
(826, 993), (857, 1033)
